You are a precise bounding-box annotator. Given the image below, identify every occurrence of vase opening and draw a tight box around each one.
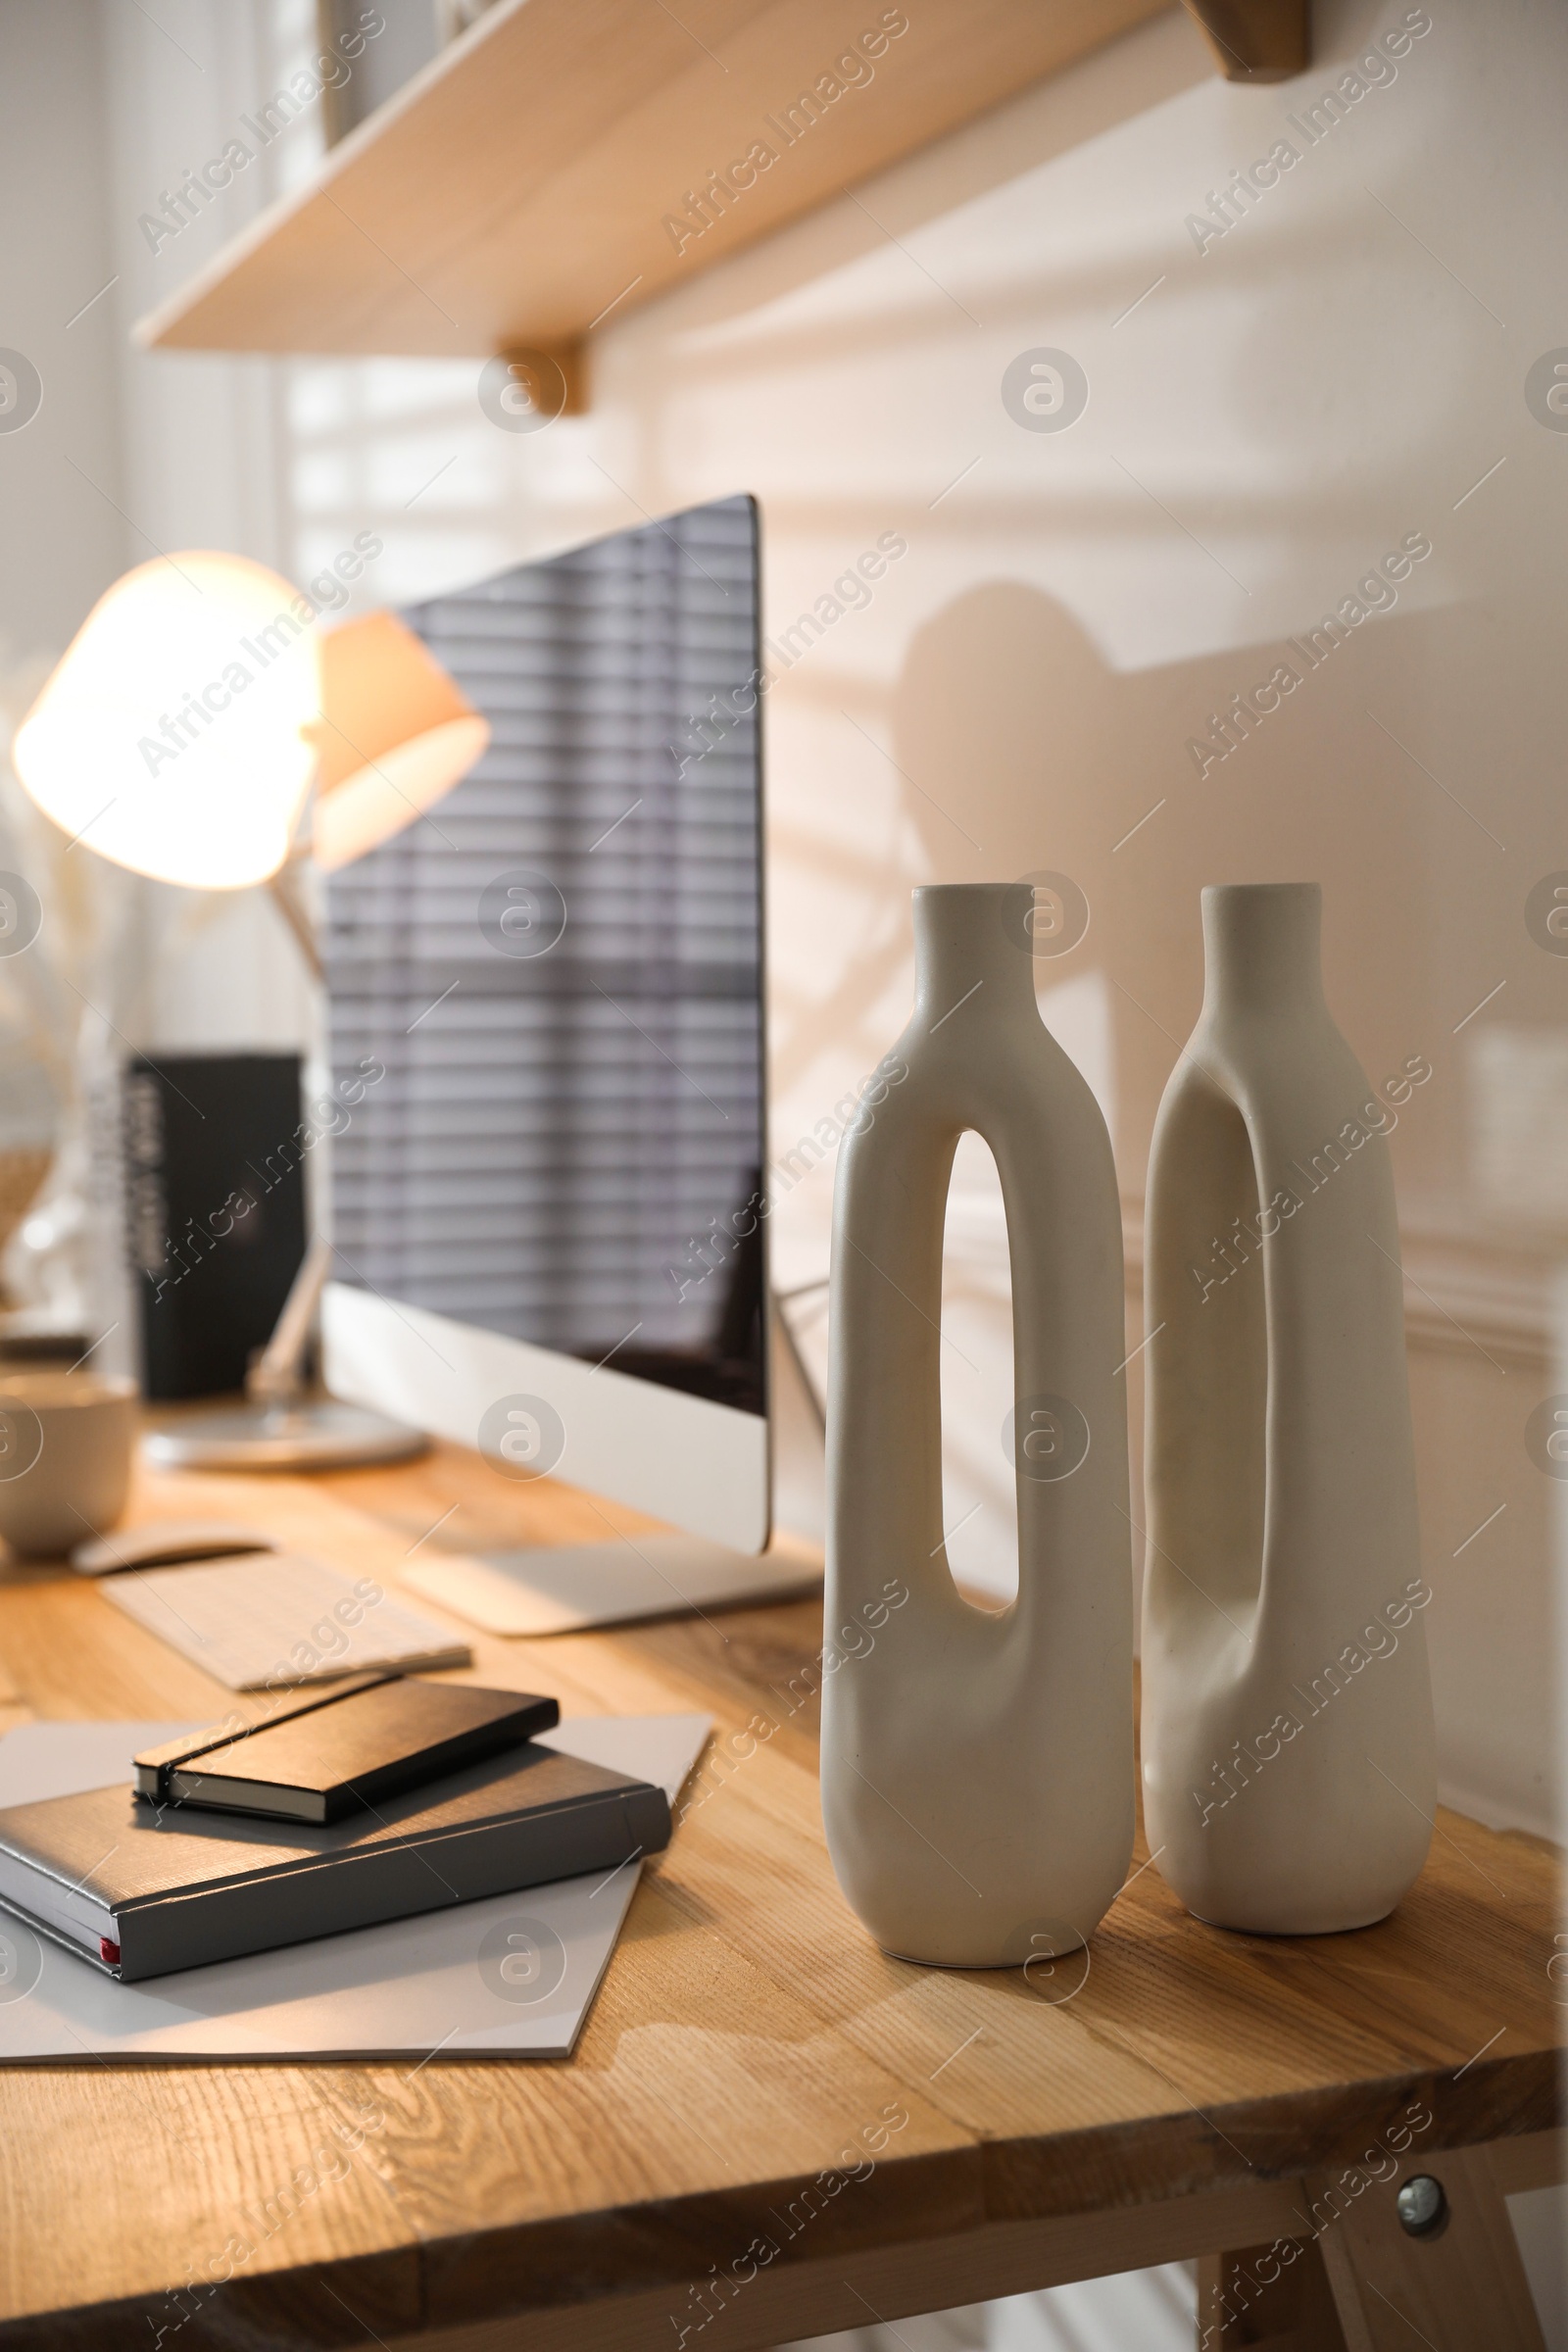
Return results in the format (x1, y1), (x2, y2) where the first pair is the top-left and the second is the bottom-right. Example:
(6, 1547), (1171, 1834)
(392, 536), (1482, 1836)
(938, 1129), (1017, 1612)
(1163, 1085), (1268, 1621)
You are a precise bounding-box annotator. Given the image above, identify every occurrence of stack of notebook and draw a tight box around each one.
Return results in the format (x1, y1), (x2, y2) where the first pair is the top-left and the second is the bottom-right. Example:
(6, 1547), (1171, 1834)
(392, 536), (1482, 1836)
(0, 1676), (673, 1983)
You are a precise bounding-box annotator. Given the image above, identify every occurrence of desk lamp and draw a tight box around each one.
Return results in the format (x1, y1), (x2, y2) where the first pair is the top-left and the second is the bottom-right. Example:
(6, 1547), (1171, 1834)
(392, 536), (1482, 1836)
(13, 552), (490, 1469)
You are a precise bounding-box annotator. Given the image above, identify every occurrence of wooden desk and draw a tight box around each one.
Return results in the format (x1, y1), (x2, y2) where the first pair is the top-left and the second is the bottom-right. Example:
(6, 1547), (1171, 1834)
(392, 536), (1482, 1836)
(0, 1443), (1559, 2352)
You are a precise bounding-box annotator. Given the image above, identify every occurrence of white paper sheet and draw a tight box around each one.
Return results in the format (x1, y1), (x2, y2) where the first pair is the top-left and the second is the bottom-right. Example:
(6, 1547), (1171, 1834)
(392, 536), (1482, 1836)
(0, 1713), (710, 2062)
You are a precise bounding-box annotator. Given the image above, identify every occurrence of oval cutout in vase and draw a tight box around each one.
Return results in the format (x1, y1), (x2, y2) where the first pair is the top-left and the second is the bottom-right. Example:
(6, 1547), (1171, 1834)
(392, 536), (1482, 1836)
(822, 882), (1134, 1968)
(1141, 883), (1436, 1936)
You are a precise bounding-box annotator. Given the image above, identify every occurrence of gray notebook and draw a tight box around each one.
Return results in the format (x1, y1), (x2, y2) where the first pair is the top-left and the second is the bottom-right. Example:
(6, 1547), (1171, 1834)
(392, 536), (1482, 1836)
(0, 1740), (670, 1982)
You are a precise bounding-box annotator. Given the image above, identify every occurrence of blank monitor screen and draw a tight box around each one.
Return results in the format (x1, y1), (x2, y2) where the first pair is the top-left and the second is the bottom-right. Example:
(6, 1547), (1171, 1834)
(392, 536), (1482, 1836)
(323, 494), (765, 1423)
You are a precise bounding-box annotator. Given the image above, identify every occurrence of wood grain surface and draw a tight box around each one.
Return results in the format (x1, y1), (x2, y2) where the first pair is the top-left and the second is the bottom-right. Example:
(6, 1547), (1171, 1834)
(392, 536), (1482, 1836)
(0, 1440), (1559, 2350)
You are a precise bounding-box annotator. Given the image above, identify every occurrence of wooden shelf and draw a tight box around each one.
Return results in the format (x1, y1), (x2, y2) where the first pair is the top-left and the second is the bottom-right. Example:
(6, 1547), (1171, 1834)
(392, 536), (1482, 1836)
(136, 0), (1177, 366)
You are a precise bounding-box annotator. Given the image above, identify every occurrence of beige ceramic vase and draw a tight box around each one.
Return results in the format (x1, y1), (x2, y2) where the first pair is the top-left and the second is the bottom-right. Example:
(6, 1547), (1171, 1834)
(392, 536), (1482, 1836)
(1141, 883), (1436, 1935)
(822, 882), (1133, 1968)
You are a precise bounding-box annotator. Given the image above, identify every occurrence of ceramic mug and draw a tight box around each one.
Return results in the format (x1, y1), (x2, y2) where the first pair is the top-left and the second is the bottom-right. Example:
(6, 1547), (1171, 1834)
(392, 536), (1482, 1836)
(0, 1373), (137, 1558)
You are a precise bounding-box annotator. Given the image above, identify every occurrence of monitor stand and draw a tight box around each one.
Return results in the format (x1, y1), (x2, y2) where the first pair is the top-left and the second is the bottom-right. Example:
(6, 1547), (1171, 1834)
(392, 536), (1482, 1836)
(395, 1306), (826, 1633)
(399, 1529), (821, 1637)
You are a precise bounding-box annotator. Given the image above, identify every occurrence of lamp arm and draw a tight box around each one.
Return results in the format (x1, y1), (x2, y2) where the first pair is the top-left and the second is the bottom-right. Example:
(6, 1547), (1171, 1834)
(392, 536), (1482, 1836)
(247, 1235), (335, 1406)
(267, 860), (324, 985)
(252, 858), (330, 1404)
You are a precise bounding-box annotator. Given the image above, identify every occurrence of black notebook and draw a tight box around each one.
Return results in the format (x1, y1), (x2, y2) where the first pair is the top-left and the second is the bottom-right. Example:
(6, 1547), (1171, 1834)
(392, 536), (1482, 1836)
(133, 1677), (560, 1822)
(0, 1741), (671, 1981)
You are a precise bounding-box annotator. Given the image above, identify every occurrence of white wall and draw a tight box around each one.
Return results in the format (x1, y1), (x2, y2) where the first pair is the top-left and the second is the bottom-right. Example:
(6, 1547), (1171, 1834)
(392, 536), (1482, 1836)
(0, 0), (135, 1151)
(24, 0), (1568, 1842)
(95, 0), (325, 1052)
(0, 1), (128, 655)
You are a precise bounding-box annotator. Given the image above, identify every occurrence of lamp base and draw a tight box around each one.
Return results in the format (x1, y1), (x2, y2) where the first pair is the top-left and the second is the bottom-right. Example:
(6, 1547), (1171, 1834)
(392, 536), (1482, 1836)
(143, 1399), (427, 1474)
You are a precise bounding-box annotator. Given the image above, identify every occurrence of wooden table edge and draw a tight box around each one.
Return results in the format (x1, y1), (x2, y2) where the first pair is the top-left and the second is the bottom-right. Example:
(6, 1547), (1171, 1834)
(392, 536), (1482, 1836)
(3, 2127), (1560, 2352)
(1, 2080), (1557, 2350)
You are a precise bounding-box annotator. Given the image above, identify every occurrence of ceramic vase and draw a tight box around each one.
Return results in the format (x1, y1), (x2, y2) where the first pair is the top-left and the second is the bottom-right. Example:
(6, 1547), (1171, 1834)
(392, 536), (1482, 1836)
(1141, 883), (1436, 1935)
(822, 882), (1133, 1968)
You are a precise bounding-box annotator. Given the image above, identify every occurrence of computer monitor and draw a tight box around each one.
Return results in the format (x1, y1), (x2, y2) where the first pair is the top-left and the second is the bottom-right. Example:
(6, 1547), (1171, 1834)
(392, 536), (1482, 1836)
(319, 494), (771, 1555)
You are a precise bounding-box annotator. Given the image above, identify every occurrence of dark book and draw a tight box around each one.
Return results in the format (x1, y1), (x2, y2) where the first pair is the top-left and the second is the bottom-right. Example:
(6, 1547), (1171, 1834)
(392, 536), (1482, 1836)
(0, 1742), (671, 1982)
(133, 1677), (561, 1822)
(123, 1053), (309, 1399)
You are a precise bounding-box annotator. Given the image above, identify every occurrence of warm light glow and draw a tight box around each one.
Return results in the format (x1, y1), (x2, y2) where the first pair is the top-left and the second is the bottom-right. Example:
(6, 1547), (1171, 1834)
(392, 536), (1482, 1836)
(309, 610), (489, 871)
(13, 553), (319, 889)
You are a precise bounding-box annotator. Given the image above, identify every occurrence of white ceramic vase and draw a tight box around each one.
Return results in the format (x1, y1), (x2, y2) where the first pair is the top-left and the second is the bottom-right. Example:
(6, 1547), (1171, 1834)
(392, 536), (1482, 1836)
(1141, 883), (1436, 1935)
(822, 882), (1133, 1968)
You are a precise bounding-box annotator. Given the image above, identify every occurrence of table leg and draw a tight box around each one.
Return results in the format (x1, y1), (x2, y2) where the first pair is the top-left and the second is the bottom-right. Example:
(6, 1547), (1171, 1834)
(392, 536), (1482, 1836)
(1196, 2236), (1348, 2346)
(1310, 2141), (1546, 2352)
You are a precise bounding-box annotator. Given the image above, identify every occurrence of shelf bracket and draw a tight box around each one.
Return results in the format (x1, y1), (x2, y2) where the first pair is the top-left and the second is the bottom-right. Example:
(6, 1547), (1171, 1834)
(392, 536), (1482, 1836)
(497, 342), (587, 421)
(1179, 0), (1309, 80)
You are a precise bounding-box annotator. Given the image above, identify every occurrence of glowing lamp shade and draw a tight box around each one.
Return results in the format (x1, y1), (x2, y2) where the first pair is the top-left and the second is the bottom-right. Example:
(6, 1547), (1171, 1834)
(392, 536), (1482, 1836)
(13, 553), (319, 889)
(309, 611), (489, 872)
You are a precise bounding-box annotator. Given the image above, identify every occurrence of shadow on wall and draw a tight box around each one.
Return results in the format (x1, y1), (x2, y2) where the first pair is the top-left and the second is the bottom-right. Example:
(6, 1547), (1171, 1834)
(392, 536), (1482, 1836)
(877, 575), (1435, 1196)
